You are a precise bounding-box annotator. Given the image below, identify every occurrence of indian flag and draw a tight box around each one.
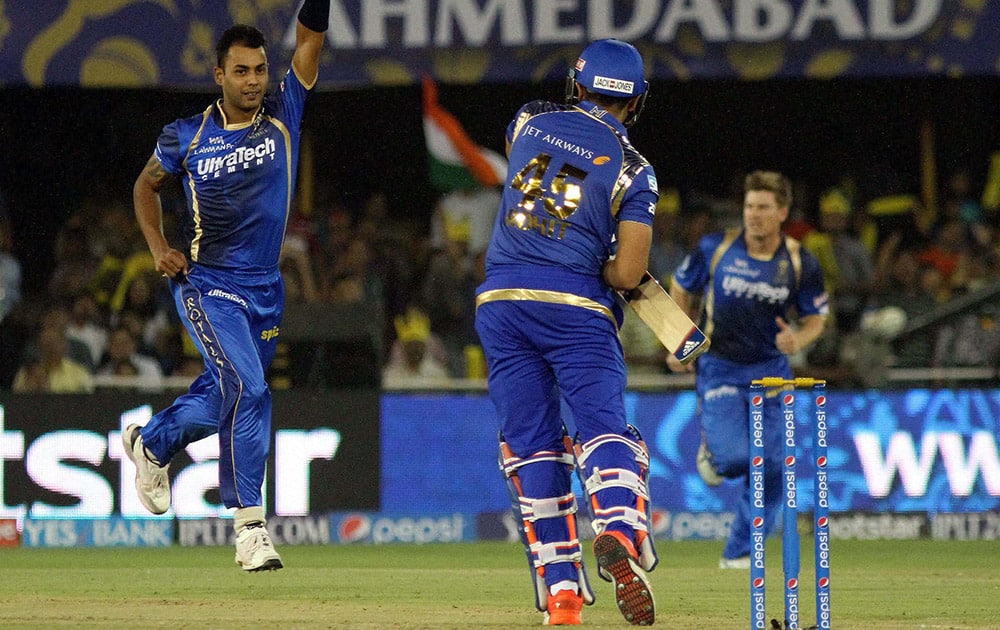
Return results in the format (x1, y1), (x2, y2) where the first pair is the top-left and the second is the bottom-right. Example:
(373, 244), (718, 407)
(422, 75), (507, 191)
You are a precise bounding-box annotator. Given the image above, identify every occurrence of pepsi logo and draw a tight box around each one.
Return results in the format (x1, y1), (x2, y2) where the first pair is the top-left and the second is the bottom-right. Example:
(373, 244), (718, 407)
(785, 456), (795, 466)
(817, 516), (828, 528)
(650, 509), (668, 534)
(338, 513), (372, 543)
(818, 577), (830, 588)
(753, 578), (764, 588)
(0, 520), (17, 541)
(752, 456), (763, 466)
(752, 517), (764, 528)
(787, 578), (798, 589)
(816, 395), (826, 407)
(816, 456), (827, 468)
(751, 395), (763, 406)
(783, 394), (794, 405)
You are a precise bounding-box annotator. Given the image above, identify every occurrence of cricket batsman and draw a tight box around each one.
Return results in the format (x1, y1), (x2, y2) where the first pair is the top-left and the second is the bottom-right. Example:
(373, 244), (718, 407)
(476, 39), (659, 626)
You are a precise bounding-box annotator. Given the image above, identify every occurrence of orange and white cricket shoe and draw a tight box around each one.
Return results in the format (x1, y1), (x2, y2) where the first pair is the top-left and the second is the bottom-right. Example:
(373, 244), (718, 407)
(544, 589), (583, 625)
(593, 531), (655, 626)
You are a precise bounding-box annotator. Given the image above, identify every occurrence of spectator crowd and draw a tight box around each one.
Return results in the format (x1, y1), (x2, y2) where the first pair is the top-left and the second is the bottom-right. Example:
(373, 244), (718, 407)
(2, 164), (1000, 393)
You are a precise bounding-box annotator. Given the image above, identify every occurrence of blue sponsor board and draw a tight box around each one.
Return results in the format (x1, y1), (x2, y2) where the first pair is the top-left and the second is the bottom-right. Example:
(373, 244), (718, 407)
(21, 518), (172, 547)
(3, 2), (999, 86)
(178, 515), (331, 546)
(382, 390), (1000, 516)
(330, 512), (475, 545)
(929, 511), (1000, 541)
(476, 508), (734, 543)
(177, 518), (233, 546)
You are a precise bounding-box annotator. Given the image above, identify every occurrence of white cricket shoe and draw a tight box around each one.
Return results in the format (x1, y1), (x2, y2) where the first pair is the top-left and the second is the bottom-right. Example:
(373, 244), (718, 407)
(235, 522), (283, 572)
(122, 424), (171, 514)
(718, 556), (751, 569)
(697, 440), (724, 487)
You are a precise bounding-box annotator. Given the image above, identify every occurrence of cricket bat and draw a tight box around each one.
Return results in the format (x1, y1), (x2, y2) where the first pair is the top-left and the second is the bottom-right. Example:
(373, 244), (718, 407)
(619, 272), (710, 365)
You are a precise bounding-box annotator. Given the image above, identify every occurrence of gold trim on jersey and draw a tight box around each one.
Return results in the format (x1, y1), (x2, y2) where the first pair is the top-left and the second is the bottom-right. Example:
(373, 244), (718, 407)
(182, 107), (214, 262)
(216, 100), (260, 131)
(702, 229), (803, 339)
(267, 116), (294, 232)
(290, 62), (318, 91)
(476, 288), (615, 324)
(178, 105), (294, 263)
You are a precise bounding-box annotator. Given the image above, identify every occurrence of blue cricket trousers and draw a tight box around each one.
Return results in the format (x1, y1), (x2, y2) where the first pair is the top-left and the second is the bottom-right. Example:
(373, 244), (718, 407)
(141, 263), (283, 509)
(696, 353), (790, 559)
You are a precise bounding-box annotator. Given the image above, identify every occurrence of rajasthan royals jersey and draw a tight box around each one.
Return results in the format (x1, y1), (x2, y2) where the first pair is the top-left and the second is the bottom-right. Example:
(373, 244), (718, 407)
(479, 99), (658, 314)
(673, 231), (828, 364)
(154, 67), (310, 272)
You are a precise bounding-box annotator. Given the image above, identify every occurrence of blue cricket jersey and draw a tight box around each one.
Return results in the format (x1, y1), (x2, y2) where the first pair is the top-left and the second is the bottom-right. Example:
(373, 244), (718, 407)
(478, 99), (658, 318)
(154, 66), (309, 273)
(673, 230), (828, 364)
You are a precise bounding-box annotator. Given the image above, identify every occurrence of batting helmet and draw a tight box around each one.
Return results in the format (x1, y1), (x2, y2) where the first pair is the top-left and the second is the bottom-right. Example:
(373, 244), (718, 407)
(565, 38), (648, 126)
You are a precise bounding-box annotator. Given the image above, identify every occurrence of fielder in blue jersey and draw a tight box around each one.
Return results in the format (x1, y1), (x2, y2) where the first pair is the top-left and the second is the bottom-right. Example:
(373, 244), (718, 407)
(123, 1), (330, 572)
(668, 171), (829, 568)
(475, 39), (659, 626)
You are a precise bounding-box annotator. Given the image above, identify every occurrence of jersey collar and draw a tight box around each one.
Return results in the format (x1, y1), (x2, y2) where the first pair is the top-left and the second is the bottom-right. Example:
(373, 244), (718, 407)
(213, 99), (263, 131)
(576, 100), (628, 134)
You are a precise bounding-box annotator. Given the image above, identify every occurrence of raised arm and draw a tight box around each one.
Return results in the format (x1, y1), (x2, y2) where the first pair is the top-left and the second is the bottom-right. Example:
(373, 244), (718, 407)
(291, 0), (330, 86)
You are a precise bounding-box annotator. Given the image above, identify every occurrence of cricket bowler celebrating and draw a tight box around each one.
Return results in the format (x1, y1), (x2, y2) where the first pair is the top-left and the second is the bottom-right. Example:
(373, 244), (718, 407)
(668, 171), (829, 569)
(124, 0), (330, 571)
(475, 39), (659, 625)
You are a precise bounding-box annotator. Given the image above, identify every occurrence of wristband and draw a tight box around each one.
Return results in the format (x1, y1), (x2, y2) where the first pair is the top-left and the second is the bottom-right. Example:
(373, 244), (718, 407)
(298, 0), (330, 32)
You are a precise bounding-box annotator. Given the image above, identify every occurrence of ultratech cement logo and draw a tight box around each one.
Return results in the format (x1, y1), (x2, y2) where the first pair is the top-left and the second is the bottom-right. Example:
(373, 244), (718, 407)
(195, 137), (276, 179)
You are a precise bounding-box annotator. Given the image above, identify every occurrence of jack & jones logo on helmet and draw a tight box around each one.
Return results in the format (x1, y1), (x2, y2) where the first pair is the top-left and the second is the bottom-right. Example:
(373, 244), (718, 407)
(591, 75), (634, 94)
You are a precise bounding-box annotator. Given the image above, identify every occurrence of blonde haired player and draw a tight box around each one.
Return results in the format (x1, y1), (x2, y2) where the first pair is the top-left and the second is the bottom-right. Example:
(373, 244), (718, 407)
(668, 171), (829, 568)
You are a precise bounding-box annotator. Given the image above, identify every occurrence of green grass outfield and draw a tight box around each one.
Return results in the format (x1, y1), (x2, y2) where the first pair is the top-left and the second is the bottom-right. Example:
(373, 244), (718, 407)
(2, 538), (997, 628)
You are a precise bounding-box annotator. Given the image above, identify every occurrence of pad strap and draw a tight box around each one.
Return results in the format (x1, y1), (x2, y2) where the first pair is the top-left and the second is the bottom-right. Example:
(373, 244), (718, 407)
(592, 505), (650, 533)
(576, 434), (649, 470)
(498, 433), (596, 611)
(581, 467), (648, 498)
(574, 427), (659, 575)
(502, 450), (575, 477)
(530, 540), (584, 567)
(519, 493), (577, 522)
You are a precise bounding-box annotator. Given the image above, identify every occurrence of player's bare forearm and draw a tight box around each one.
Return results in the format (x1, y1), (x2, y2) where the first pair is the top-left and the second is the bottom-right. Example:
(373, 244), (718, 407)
(605, 220), (652, 290)
(668, 280), (702, 322)
(292, 0), (329, 85)
(133, 157), (168, 247)
(134, 155), (187, 277)
(775, 314), (827, 355)
(795, 314), (827, 349)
